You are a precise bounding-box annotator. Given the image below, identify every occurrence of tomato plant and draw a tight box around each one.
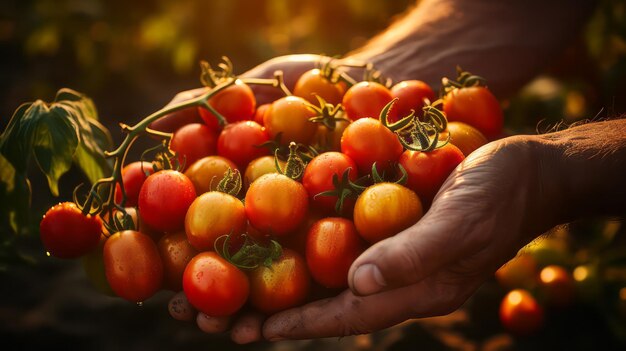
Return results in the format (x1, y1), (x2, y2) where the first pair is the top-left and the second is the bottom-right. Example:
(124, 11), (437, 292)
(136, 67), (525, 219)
(169, 123), (218, 170)
(184, 155), (238, 195)
(264, 96), (317, 145)
(293, 68), (345, 105)
(138, 170), (196, 233)
(198, 79), (256, 128)
(157, 232), (198, 291)
(183, 251), (249, 317)
(354, 183), (423, 243)
(499, 289), (544, 336)
(40, 202), (102, 259)
(390, 80), (436, 121)
(245, 173), (309, 236)
(103, 230), (164, 302)
(443, 86), (503, 140)
(306, 217), (365, 288)
(302, 152), (358, 215)
(114, 162), (153, 207)
(398, 143), (465, 207)
(217, 120), (269, 170)
(443, 121), (488, 156)
(342, 81), (397, 121)
(249, 248), (310, 314)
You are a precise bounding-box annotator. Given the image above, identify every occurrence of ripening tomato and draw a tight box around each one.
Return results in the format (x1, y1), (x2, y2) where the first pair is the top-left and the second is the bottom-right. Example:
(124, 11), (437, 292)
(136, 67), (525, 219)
(538, 265), (576, 308)
(306, 218), (365, 288)
(443, 86), (503, 140)
(40, 202), (102, 259)
(217, 121), (269, 170)
(157, 232), (198, 291)
(138, 170), (196, 233)
(249, 248), (310, 314)
(302, 152), (358, 215)
(342, 81), (397, 121)
(243, 156), (285, 190)
(340, 117), (403, 175)
(354, 183), (423, 243)
(253, 103), (271, 126)
(293, 68), (345, 105)
(390, 80), (436, 121)
(104, 230), (164, 302)
(398, 144), (464, 207)
(245, 173), (309, 236)
(264, 96), (317, 145)
(500, 289), (544, 336)
(169, 123), (218, 170)
(443, 121), (488, 156)
(184, 156), (238, 195)
(185, 191), (247, 251)
(114, 162), (154, 207)
(312, 118), (350, 152)
(198, 79), (256, 129)
(183, 251), (249, 317)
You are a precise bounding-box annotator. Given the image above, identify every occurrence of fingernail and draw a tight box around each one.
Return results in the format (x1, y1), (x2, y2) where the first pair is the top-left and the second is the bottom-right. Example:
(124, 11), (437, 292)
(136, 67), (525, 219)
(352, 264), (386, 295)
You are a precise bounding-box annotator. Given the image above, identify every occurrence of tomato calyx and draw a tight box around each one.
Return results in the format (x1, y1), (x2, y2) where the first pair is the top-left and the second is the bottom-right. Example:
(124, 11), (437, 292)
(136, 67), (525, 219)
(441, 66), (488, 95)
(216, 168), (242, 197)
(395, 101), (450, 152)
(200, 57), (237, 88)
(379, 99), (414, 132)
(215, 234), (283, 270)
(307, 95), (349, 131)
(275, 142), (309, 180)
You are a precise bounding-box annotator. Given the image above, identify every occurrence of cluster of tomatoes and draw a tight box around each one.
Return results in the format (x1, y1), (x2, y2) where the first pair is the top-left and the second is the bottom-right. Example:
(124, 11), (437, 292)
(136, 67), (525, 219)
(39, 59), (503, 328)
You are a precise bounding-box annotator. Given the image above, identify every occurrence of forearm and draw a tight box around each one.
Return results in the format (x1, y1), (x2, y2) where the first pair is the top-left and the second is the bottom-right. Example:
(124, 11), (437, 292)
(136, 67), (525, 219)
(345, 0), (596, 97)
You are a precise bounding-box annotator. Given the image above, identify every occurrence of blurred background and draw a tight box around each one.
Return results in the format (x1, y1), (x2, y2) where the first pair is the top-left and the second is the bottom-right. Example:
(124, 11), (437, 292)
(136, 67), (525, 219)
(1, 0), (626, 350)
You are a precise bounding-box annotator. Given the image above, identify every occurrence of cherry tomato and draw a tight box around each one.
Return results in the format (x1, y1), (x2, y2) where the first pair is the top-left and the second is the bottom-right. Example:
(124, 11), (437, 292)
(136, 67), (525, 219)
(495, 254), (538, 290)
(306, 217), (365, 288)
(340, 117), (403, 175)
(243, 156), (285, 190)
(198, 79), (256, 128)
(249, 248), (310, 314)
(183, 251), (249, 317)
(169, 123), (218, 170)
(302, 152), (358, 215)
(312, 118), (350, 152)
(157, 232), (198, 291)
(217, 121), (269, 170)
(293, 68), (345, 105)
(264, 96), (317, 145)
(443, 86), (503, 140)
(138, 170), (196, 233)
(104, 230), (164, 302)
(398, 143), (465, 207)
(114, 162), (154, 207)
(390, 80), (436, 121)
(185, 191), (247, 251)
(184, 155), (238, 195)
(245, 173), (309, 236)
(253, 103), (271, 126)
(342, 81), (397, 121)
(278, 210), (324, 255)
(499, 289), (544, 336)
(538, 265), (576, 308)
(443, 121), (488, 156)
(354, 183), (423, 244)
(40, 202), (102, 259)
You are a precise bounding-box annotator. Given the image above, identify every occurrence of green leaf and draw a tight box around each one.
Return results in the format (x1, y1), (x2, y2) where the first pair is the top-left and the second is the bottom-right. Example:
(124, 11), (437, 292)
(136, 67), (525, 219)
(32, 105), (80, 196)
(0, 155), (31, 235)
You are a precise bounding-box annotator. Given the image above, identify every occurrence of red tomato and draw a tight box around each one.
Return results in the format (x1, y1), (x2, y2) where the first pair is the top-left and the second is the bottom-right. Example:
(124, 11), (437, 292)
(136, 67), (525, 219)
(249, 248), (310, 314)
(245, 173), (309, 236)
(538, 265), (576, 308)
(500, 289), (544, 336)
(390, 80), (436, 121)
(264, 96), (317, 145)
(306, 218), (365, 288)
(293, 68), (345, 105)
(243, 156), (285, 190)
(103, 230), (163, 302)
(138, 170), (196, 233)
(157, 232), (198, 291)
(398, 143), (465, 207)
(443, 86), (503, 140)
(340, 117), (403, 175)
(185, 191), (247, 251)
(443, 121), (488, 156)
(253, 103), (271, 126)
(354, 183), (423, 244)
(114, 162), (154, 207)
(198, 79), (256, 128)
(40, 202), (102, 259)
(169, 123), (218, 170)
(217, 121), (269, 170)
(342, 81), (397, 121)
(183, 251), (249, 317)
(302, 152), (358, 215)
(184, 155), (238, 195)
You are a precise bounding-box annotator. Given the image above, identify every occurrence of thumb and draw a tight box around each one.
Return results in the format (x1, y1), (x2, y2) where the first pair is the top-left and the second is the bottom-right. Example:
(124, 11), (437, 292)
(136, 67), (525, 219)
(348, 207), (467, 296)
